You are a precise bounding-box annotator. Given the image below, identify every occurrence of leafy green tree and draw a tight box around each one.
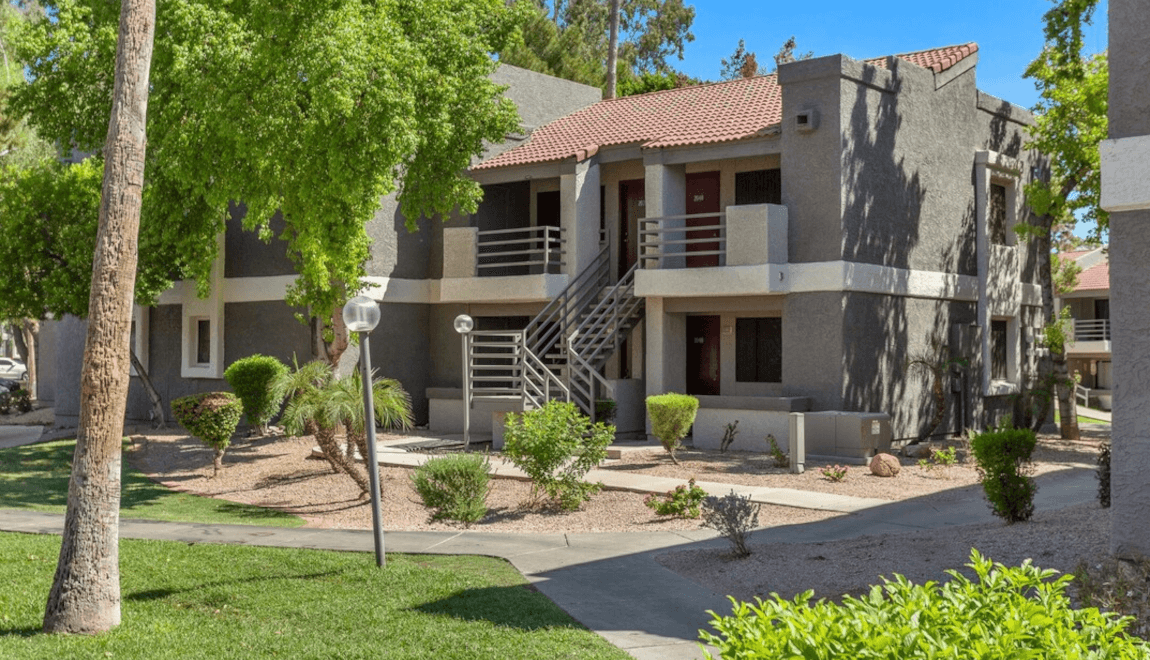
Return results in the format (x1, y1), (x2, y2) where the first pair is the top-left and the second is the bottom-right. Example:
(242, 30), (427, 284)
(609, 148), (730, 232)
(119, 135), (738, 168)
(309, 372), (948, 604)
(0, 1), (51, 169)
(11, 0), (525, 366)
(1022, 0), (1107, 440)
(501, 0), (694, 92)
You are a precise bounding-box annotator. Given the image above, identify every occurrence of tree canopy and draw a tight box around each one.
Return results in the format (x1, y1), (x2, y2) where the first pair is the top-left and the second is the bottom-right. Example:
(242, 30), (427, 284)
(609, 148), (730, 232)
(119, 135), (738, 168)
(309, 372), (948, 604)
(1024, 0), (1108, 244)
(0, 1), (52, 169)
(500, 0), (694, 91)
(11, 0), (525, 337)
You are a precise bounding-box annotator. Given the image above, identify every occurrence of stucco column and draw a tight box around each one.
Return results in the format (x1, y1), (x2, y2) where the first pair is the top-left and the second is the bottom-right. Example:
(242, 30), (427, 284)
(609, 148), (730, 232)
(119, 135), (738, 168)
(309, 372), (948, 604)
(560, 157), (601, 278)
(1103, 0), (1150, 558)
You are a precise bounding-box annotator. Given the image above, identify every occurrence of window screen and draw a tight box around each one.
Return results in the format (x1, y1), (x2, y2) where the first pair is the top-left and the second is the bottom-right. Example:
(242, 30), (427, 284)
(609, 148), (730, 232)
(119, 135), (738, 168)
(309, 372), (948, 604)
(735, 169), (781, 205)
(736, 317), (782, 383)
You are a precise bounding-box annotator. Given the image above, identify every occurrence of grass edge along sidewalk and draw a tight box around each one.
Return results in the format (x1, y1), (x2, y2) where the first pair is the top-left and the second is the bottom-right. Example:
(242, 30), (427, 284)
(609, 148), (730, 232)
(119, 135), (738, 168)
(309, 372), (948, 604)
(0, 532), (630, 660)
(0, 438), (303, 527)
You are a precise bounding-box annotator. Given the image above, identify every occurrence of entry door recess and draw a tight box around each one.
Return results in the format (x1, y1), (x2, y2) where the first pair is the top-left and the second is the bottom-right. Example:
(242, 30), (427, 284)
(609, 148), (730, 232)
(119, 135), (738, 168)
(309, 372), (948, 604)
(619, 179), (645, 275)
(685, 171), (721, 268)
(686, 315), (721, 396)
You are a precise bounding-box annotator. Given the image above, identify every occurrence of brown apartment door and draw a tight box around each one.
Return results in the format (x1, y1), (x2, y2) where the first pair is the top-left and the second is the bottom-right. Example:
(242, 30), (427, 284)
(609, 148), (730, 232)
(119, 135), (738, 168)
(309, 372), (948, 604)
(685, 171), (721, 268)
(686, 315), (721, 395)
(619, 179), (645, 274)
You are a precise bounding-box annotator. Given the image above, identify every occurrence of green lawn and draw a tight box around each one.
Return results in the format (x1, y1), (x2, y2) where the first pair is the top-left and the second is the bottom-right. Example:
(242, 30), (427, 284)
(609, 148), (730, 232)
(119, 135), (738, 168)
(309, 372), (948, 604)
(0, 533), (628, 659)
(0, 439), (303, 527)
(1053, 412), (1111, 426)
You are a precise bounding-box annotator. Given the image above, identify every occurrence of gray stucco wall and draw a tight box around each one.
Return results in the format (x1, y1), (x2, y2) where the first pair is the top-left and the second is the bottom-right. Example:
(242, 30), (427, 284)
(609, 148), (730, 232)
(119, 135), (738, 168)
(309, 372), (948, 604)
(368, 302), (431, 425)
(224, 207), (297, 278)
(1108, 0), (1150, 559)
(840, 292), (978, 441)
(778, 56), (845, 265)
(35, 321), (58, 404)
(780, 292), (845, 411)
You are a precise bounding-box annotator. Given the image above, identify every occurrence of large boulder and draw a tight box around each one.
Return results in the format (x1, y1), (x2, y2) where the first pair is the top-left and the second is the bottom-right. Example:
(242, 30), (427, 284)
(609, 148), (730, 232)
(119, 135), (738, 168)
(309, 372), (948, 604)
(869, 453), (901, 478)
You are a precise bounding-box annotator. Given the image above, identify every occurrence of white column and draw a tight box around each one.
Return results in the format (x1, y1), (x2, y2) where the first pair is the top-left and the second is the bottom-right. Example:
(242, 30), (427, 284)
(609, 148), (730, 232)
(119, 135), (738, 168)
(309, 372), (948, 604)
(560, 157), (601, 277)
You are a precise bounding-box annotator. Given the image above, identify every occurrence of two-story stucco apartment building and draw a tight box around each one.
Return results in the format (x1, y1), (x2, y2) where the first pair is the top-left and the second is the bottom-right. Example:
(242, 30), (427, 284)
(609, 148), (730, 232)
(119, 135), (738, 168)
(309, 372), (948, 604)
(45, 44), (1045, 453)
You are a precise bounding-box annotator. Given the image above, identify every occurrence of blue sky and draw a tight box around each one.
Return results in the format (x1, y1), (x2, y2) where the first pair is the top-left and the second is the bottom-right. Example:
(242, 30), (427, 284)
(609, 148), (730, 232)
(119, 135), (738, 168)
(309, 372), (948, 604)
(671, 0), (1108, 112)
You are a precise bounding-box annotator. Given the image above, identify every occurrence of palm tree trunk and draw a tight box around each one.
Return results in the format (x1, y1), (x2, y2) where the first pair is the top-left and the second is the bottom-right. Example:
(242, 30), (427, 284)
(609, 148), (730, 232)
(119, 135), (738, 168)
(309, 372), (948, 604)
(43, 0), (155, 634)
(605, 0), (620, 99)
(351, 429), (382, 500)
(316, 426), (370, 495)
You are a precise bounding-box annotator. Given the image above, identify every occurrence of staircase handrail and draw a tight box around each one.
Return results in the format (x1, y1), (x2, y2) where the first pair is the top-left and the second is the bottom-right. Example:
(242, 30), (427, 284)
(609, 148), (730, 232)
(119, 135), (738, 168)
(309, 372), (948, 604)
(523, 246), (610, 356)
(569, 262), (642, 354)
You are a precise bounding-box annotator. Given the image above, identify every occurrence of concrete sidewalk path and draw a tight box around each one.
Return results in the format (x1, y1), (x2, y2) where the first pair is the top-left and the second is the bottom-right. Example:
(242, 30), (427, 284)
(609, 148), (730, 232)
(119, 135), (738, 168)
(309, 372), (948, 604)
(0, 466), (1097, 660)
(0, 425), (43, 449)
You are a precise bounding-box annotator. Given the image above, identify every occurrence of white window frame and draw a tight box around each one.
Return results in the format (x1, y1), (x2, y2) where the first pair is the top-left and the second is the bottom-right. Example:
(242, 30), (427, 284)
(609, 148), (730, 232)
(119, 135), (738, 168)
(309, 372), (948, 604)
(975, 150), (1024, 396)
(179, 234), (225, 379)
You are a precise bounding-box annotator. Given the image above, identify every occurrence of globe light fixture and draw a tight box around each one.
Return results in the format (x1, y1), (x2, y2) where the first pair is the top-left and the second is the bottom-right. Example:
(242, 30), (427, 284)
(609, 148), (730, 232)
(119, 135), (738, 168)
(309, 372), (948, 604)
(454, 314), (474, 448)
(343, 295), (381, 333)
(342, 295), (385, 567)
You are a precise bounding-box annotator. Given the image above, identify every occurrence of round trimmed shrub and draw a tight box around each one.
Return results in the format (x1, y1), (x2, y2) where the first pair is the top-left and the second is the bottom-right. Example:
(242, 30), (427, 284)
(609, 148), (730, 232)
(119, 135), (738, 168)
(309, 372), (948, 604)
(411, 453), (492, 524)
(646, 393), (699, 464)
(224, 354), (288, 434)
(171, 392), (243, 476)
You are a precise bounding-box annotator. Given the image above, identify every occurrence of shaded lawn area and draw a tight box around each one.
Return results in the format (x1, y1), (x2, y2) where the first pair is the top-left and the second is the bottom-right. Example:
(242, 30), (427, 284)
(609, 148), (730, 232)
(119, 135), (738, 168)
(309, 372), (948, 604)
(0, 439), (303, 527)
(0, 533), (628, 660)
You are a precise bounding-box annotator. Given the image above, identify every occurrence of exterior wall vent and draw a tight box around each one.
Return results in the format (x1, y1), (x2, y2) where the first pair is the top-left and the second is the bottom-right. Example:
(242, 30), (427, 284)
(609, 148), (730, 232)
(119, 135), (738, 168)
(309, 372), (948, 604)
(795, 109), (819, 132)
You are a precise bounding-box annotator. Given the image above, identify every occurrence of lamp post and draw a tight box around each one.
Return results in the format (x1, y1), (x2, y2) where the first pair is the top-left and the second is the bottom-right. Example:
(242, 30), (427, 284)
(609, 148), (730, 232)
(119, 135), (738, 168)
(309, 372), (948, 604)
(343, 295), (385, 567)
(453, 314), (474, 448)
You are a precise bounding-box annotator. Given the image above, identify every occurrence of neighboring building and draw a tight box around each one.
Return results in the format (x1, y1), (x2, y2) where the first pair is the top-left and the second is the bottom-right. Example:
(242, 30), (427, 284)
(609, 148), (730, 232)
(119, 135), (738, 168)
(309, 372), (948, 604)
(1056, 246), (1111, 410)
(48, 45), (1046, 452)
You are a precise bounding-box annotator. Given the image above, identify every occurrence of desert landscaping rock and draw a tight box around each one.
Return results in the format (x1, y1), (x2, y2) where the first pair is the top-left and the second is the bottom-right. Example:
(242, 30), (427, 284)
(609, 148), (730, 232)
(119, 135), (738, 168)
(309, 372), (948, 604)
(869, 453), (901, 477)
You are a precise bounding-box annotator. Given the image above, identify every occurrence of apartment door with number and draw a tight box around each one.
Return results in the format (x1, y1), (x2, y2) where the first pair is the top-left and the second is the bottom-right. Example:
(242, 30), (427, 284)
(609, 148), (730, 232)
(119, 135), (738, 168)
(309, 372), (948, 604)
(686, 315), (721, 395)
(618, 179), (645, 275)
(685, 171), (720, 268)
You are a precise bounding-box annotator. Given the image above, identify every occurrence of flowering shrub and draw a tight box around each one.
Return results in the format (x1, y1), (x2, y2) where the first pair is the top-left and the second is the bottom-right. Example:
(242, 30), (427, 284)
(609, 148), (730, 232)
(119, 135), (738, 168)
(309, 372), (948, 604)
(820, 464), (848, 482)
(644, 478), (707, 518)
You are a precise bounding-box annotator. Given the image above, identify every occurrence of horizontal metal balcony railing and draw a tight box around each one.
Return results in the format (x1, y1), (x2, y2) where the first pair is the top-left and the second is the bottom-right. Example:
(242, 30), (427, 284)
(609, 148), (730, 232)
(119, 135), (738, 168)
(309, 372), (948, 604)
(1072, 318), (1111, 342)
(638, 212), (727, 269)
(476, 226), (565, 277)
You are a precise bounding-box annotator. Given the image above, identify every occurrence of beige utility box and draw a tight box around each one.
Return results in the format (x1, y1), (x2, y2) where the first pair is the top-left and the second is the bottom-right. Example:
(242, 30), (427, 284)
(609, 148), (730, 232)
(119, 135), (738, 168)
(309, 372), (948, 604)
(799, 411), (892, 461)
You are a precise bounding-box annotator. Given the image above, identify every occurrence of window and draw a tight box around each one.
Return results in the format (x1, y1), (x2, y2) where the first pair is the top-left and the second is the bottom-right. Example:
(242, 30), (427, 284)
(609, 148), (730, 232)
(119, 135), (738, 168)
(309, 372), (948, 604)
(735, 169), (782, 206)
(990, 319), (1008, 380)
(195, 319), (212, 365)
(989, 183), (1008, 245)
(735, 317), (782, 383)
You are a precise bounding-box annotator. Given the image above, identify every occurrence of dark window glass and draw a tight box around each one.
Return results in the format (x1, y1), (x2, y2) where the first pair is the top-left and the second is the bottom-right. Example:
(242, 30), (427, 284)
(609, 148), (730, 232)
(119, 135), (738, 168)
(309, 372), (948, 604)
(989, 184), (1008, 245)
(196, 319), (211, 365)
(735, 169), (781, 205)
(990, 320), (1008, 380)
(736, 317), (782, 383)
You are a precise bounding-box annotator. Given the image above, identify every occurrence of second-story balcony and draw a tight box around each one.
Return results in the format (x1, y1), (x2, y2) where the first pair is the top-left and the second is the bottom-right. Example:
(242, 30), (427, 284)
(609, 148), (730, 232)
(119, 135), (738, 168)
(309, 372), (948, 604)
(440, 225), (569, 303)
(634, 203), (789, 298)
(1067, 318), (1112, 356)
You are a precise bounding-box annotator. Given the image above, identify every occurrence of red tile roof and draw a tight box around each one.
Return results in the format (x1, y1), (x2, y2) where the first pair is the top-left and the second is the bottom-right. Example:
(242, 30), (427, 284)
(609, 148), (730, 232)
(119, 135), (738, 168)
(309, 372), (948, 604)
(475, 43), (979, 171)
(1076, 261), (1110, 291)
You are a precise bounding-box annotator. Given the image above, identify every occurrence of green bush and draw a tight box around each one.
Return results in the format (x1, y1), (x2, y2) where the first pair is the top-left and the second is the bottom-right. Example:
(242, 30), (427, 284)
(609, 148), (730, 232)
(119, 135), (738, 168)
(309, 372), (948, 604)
(644, 478), (707, 518)
(171, 392), (243, 476)
(224, 354), (289, 433)
(411, 454), (491, 524)
(0, 391), (10, 415)
(11, 388), (32, 414)
(701, 550), (1149, 659)
(646, 393), (698, 464)
(970, 423), (1038, 523)
(502, 401), (612, 511)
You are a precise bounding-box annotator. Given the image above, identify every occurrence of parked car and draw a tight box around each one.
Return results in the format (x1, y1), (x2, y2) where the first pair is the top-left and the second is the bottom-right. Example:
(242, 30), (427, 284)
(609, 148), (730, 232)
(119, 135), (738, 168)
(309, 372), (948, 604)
(0, 378), (21, 392)
(0, 357), (26, 381)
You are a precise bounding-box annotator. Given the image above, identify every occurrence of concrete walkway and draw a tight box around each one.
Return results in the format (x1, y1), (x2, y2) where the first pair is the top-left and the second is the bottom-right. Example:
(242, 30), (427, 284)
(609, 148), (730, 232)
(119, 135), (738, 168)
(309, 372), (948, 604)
(0, 426), (1098, 659)
(0, 424), (43, 449)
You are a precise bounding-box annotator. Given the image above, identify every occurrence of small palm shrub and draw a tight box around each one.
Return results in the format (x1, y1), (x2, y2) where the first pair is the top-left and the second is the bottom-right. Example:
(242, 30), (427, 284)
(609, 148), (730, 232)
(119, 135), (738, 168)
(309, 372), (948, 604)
(171, 392), (243, 476)
(224, 354), (288, 434)
(502, 401), (612, 511)
(702, 491), (760, 557)
(646, 393), (699, 464)
(701, 550), (1150, 660)
(970, 422), (1038, 523)
(644, 478), (707, 518)
(412, 454), (492, 524)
